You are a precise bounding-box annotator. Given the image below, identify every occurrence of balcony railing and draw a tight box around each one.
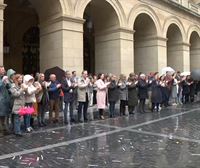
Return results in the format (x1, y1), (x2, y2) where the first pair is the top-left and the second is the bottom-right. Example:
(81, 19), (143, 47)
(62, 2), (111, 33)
(170, 0), (200, 14)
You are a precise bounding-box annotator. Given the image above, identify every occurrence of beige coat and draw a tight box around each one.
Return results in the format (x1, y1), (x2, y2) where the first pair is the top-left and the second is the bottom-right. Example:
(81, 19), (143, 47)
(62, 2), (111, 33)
(77, 77), (90, 102)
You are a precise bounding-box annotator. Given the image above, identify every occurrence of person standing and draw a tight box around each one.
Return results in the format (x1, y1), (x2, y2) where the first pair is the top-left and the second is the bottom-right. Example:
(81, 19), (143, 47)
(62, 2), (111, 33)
(118, 74), (128, 116)
(62, 71), (76, 124)
(36, 73), (49, 127)
(10, 74), (26, 137)
(137, 74), (148, 113)
(77, 70), (90, 123)
(48, 74), (62, 124)
(151, 73), (162, 112)
(0, 66), (11, 136)
(127, 73), (138, 115)
(95, 73), (110, 120)
(72, 71), (79, 112)
(23, 75), (41, 132)
(108, 75), (119, 118)
(171, 73), (178, 105)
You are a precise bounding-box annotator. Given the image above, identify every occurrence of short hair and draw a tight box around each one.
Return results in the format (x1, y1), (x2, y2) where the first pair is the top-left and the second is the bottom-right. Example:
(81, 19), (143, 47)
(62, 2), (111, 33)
(72, 71), (76, 74)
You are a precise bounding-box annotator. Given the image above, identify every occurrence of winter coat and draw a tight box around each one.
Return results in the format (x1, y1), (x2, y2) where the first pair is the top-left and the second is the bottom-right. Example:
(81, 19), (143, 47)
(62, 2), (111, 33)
(108, 81), (119, 102)
(182, 80), (190, 95)
(10, 84), (25, 114)
(62, 78), (74, 103)
(24, 75), (37, 103)
(0, 78), (10, 116)
(137, 79), (148, 99)
(151, 80), (162, 104)
(77, 77), (90, 102)
(171, 79), (178, 98)
(128, 82), (138, 107)
(119, 82), (128, 101)
(95, 79), (107, 109)
(48, 80), (61, 100)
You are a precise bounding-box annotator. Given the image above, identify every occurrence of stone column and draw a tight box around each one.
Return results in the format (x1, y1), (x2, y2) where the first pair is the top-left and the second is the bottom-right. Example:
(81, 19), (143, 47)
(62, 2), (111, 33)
(167, 42), (190, 72)
(40, 16), (84, 73)
(0, 2), (6, 66)
(134, 36), (167, 74)
(190, 46), (200, 70)
(95, 28), (134, 75)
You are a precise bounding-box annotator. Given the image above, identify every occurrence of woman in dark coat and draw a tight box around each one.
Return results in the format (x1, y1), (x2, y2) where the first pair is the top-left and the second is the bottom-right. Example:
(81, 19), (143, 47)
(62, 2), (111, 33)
(108, 75), (119, 118)
(151, 73), (162, 112)
(181, 76), (190, 104)
(137, 74), (148, 113)
(127, 74), (138, 114)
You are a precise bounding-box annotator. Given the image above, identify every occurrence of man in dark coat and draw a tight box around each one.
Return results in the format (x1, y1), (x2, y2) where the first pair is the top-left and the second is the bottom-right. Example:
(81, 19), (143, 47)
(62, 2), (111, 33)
(0, 66), (11, 135)
(127, 74), (138, 114)
(137, 74), (148, 113)
(62, 71), (76, 124)
(48, 74), (62, 123)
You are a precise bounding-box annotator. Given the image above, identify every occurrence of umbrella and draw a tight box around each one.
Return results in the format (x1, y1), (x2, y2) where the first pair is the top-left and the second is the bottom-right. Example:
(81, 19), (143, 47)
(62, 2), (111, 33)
(180, 71), (191, 76)
(44, 66), (65, 82)
(161, 67), (175, 76)
(191, 69), (200, 81)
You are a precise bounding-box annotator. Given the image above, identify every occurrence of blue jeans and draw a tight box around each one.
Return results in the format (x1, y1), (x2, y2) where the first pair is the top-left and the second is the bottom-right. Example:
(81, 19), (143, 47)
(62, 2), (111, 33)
(24, 114), (31, 129)
(14, 114), (21, 134)
(109, 101), (116, 118)
(64, 101), (74, 123)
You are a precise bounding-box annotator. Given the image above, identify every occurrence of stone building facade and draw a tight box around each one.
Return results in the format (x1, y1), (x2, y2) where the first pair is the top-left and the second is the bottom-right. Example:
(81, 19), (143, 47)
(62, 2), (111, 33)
(1, 0), (200, 75)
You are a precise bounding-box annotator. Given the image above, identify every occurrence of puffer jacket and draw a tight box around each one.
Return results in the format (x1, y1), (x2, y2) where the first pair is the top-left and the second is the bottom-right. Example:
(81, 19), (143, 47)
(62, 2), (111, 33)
(10, 84), (25, 114)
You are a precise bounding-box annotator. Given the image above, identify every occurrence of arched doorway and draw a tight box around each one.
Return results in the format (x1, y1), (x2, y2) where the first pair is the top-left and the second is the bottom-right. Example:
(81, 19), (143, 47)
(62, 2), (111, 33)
(134, 13), (157, 74)
(83, 0), (120, 74)
(22, 26), (40, 74)
(190, 31), (200, 70)
(166, 24), (183, 71)
(4, 0), (39, 73)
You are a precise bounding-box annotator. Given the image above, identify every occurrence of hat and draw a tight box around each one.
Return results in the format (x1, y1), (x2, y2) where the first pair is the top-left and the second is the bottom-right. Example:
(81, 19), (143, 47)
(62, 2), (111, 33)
(140, 74), (145, 77)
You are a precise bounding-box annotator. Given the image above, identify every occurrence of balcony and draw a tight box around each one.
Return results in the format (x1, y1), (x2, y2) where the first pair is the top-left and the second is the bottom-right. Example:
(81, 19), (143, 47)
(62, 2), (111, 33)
(170, 0), (200, 14)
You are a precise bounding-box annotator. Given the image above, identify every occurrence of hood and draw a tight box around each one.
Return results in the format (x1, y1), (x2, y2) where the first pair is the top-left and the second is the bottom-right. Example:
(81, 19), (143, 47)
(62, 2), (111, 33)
(24, 75), (34, 84)
(7, 69), (16, 79)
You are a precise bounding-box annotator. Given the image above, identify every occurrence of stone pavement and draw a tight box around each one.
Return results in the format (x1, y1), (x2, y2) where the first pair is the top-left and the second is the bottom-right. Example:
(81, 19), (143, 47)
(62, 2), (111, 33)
(0, 103), (200, 167)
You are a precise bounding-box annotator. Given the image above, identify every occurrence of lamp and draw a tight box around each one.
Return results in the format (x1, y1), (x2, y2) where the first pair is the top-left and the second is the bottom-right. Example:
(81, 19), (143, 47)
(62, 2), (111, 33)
(3, 42), (10, 55)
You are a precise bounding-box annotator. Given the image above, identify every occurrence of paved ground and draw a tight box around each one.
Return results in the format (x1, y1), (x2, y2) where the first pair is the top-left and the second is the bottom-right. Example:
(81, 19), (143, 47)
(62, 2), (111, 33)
(0, 103), (200, 168)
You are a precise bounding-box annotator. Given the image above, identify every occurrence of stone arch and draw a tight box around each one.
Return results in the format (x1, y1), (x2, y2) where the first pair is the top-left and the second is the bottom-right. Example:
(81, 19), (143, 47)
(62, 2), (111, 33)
(163, 16), (186, 41)
(188, 25), (200, 70)
(128, 4), (162, 36)
(165, 17), (186, 71)
(28, 0), (68, 22)
(74, 0), (126, 27)
(187, 25), (200, 43)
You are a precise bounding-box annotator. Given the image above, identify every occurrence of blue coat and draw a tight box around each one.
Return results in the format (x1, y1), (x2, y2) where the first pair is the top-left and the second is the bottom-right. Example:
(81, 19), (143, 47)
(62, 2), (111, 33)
(48, 81), (61, 100)
(0, 79), (11, 116)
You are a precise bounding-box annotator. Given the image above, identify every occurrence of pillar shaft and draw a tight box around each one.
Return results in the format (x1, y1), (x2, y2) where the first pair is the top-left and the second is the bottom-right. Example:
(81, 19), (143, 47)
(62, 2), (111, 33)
(40, 16), (84, 73)
(0, 3), (6, 66)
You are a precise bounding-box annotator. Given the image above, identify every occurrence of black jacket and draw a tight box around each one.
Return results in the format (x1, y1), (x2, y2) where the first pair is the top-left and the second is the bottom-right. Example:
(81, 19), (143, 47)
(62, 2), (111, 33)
(137, 79), (148, 99)
(61, 78), (74, 103)
(108, 81), (119, 102)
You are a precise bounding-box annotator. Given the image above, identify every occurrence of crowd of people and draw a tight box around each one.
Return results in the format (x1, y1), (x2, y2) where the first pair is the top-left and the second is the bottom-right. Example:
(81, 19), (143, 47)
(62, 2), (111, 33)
(0, 65), (199, 137)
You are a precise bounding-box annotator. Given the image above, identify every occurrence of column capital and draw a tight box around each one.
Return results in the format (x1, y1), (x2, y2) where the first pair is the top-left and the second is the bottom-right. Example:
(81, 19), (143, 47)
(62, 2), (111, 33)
(40, 15), (85, 28)
(0, 4), (6, 10)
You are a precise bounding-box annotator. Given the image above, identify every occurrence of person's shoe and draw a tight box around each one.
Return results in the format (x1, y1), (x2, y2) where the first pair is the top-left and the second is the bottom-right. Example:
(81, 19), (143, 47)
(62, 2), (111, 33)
(53, 119), (59, 124)
(26, 127), (31, 133)
(78, 120), (83, 123)
(70, 119), (76, 123)
(100, 116), (105, 120)
(129, 112), (135, 115)
(42, 122), (47, 126)
(64, 121), (68, 125)
(15, 133), (23, 137)
(3, 130), (11, 136)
